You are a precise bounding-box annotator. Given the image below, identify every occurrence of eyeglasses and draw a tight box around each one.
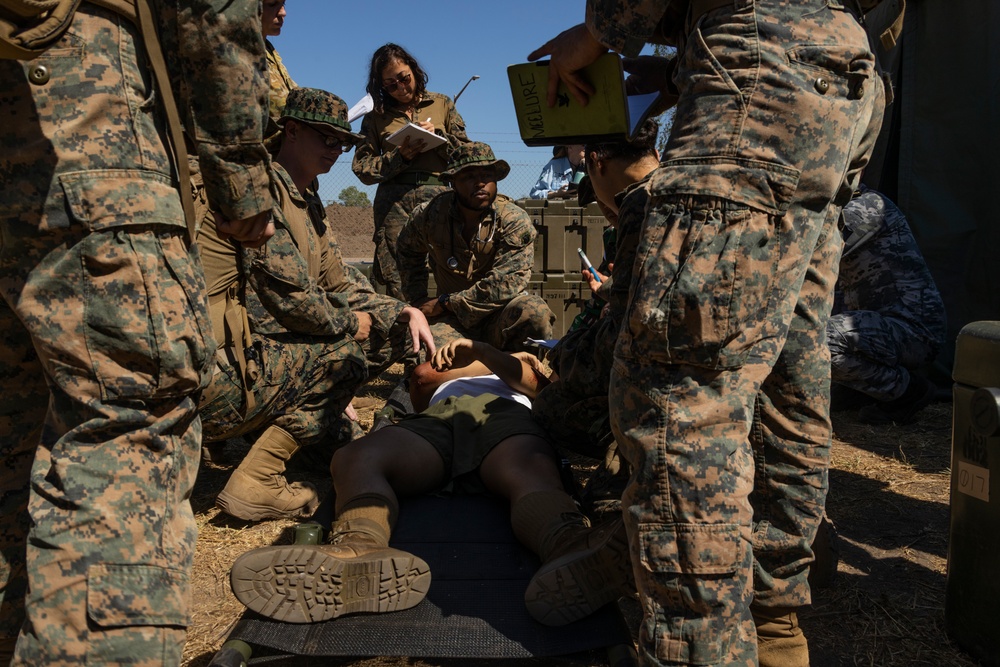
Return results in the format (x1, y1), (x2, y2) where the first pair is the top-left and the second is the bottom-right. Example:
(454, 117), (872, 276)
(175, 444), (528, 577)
(302, 123), (353, 152)
(382, 72), (412, 93)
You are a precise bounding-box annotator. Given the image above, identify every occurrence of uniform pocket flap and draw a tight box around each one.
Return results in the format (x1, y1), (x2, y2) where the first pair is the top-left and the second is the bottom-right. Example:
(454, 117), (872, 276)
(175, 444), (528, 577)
(60, 169), (185, 232)
(650, 157), (800, 215)
(639, 522), (742, 576)
(87, 563), (189, 628)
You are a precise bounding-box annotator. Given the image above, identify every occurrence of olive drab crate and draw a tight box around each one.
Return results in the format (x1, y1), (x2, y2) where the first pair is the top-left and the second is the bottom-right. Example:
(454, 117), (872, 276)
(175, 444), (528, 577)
(518, 198), (608, 275)
(354, 198), (611, 338)
(528, 271), (587, 339)
(946, 321), (1000, 667)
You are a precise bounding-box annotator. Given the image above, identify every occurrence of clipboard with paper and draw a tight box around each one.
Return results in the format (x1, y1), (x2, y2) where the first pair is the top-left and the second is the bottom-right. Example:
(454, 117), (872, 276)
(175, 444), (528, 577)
(386, 123), (448, 152)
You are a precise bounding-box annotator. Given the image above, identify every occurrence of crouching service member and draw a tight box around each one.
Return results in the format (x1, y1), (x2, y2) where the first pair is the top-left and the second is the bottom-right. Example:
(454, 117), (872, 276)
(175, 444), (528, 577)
(828, 184), (946, 424)
(198, 87), (434, 522)
(397, 142), (555, 352)
(228, 338), (633, 626)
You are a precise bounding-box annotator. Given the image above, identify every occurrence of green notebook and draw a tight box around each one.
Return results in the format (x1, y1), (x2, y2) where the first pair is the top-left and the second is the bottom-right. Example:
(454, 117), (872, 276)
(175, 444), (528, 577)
(507, 53), (661, 147)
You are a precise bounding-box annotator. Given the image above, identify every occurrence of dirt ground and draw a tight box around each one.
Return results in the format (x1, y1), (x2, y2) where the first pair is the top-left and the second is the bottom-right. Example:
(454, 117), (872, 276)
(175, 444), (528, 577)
(181, 362), (983, 667)
(326, 204), (375, 263)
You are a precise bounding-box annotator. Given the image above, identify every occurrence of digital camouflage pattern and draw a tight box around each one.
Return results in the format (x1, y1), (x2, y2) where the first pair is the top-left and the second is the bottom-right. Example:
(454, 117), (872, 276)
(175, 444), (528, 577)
(438, 141), (511, 182)
(278, 87), (363, 143)
(198, 162), (418, 449)
(828, 185), (946, 401)
(0, 0), (271, 663)
(266, 38), (297, 122)
(532, 177), (649, 458)
(592, 1), (886, 664)
(353, 91), (469, 298)
(397, 191), (555, 351)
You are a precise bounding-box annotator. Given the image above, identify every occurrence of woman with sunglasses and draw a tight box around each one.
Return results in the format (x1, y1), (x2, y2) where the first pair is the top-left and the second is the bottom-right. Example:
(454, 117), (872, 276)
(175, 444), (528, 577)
(353, 43), (470, 299)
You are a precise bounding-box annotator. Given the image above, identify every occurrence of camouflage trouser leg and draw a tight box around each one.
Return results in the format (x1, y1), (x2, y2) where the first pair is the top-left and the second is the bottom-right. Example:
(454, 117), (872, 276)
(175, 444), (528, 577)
(426, 316), (471, 351)
(610, 357), (758, 667)
(750, 208), (842, 614)
(827, 310), (932, 401)
(609, 1), (883, 662)
(0, 224), (213, 666)
(199, 334), (368, 449)
(480, 294), (556, 352)
(372, 183), (447, 299)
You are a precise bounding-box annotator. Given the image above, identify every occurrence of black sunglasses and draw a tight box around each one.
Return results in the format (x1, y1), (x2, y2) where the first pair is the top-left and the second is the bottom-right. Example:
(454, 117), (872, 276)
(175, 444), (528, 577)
(383, 72), (412, 93)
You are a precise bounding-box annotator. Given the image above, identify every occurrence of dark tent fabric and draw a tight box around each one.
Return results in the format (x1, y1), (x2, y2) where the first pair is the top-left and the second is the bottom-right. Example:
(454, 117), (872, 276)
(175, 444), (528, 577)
(863, 0), (1000, 368)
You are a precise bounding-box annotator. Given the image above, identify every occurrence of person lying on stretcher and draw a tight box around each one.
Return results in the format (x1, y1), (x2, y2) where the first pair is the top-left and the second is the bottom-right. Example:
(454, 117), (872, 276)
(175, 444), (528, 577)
(229, 338), (633, 626)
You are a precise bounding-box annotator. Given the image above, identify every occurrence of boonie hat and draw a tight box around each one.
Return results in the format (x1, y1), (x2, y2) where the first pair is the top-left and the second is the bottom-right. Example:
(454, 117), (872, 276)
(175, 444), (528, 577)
(440, 141), (511, 183)
(278, 87), (364, 144)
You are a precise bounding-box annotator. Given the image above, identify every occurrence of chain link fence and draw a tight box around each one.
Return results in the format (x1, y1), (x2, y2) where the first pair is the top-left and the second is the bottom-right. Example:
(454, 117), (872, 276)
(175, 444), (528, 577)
(317, 161), (548, 206)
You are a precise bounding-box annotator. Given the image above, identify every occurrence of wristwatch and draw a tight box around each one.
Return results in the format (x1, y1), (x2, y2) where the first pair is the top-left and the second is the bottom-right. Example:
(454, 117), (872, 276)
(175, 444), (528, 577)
(437, 293), (450, 310)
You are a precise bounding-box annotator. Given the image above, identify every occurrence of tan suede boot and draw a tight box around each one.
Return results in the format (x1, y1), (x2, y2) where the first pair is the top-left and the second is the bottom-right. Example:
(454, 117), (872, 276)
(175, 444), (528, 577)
(229, 517), (430, 623)
(754, 606), (810, 667)
(514, 490), (633, 626)
(216, 425), (319, 521)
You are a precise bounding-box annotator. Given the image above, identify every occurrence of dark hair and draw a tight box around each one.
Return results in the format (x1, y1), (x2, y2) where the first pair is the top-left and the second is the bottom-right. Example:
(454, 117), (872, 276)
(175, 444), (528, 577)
(366, 43), (429, 114)
(584, 119), (659, 169)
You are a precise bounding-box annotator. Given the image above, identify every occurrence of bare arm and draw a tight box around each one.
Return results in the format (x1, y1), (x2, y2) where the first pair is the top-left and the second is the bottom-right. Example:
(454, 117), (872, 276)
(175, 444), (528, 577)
(431, 339), (551, 400)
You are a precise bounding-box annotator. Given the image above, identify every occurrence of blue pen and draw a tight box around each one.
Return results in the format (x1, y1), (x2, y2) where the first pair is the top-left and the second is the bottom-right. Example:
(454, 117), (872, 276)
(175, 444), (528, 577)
(577, 248), (602, 284)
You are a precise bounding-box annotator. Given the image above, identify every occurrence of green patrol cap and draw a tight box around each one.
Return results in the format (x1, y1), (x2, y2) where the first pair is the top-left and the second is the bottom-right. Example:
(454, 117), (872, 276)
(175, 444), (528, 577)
(278, 87), (364, 144)
(440, 141), (511, 183)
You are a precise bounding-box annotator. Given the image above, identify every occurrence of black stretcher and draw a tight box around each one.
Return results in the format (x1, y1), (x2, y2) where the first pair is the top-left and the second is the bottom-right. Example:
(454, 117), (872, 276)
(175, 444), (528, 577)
(207, 493), (636, 666)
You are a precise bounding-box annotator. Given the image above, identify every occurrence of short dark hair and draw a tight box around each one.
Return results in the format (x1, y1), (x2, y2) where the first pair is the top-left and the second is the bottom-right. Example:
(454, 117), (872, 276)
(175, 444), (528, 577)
(584, 119), (659, 169)
(366, 43), (429, 114)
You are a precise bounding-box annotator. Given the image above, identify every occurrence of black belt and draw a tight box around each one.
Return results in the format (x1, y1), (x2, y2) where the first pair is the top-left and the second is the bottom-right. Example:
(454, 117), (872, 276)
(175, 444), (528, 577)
(391, 172), (444, 187)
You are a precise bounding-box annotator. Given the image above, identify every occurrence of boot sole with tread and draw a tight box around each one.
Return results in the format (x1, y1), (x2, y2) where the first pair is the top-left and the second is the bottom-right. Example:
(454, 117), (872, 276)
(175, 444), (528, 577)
(230, 545), (431, 623)
(524, 520), (632, 626)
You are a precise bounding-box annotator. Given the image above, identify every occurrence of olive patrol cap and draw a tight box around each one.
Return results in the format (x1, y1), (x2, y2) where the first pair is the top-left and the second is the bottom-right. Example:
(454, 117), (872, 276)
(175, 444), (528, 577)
(440, 141), (511, 182)
(278, 87), (364, 144)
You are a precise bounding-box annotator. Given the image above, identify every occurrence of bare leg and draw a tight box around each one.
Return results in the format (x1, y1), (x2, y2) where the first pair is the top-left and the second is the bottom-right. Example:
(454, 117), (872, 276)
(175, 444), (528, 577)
(331, 425), (448, 515)
(478, 433), (565, 505)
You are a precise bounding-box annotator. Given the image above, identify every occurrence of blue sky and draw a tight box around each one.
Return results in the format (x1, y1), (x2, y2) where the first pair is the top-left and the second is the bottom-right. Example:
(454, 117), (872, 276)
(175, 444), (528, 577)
(271, 1), (648, 200)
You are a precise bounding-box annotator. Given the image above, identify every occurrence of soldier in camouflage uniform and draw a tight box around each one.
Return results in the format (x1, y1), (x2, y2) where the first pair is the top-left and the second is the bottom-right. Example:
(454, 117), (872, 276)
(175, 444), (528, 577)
(397, 142), (556, 353)
(532, 1), (886, 665)
(262, 0), (297, 124)
(352, 43), (470, 299)
(531, 123), (660, 461)
(198, 87), (434, 522)
(828, 185), (945, 424)
(0, 0), (273, 663)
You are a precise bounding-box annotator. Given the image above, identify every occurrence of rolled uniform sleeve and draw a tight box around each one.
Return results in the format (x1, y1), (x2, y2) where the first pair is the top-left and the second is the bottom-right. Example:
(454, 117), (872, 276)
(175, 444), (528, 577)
(448, 203), (536, 328)
(585, 0), (676, 56)
(443, 97), (470, 145)
(162, 0), (273, 221)
(352, 112), (409, 186)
